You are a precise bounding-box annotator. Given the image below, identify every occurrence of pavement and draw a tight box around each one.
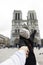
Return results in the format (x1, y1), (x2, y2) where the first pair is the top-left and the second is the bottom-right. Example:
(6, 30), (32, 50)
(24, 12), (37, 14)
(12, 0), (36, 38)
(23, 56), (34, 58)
(0, 47), (43, 65)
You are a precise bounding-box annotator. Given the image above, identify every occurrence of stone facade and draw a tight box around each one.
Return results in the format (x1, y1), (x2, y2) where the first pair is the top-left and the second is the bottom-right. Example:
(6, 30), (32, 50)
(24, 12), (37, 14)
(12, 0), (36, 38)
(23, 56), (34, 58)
(11, 10), (41, 46)
(0, 34), (10, 48)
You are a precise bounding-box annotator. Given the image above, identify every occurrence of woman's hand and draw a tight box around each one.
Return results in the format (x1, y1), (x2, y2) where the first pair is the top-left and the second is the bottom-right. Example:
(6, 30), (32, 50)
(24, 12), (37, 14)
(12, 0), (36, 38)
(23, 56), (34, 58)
(19, 46), (29, 58)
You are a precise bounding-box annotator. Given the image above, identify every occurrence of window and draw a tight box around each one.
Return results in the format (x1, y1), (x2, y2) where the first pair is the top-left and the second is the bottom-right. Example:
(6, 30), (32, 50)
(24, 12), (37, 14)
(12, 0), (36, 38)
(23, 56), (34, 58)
(18, 29), (20, 33)
(32, 13), (34, 20)
(15, 13), (17, 20)
(15, 29), (17, 33)
(15, 13), (20, 20)
(30, 13), (34, 20)
(18, 13), (20, 20)
(15, 29), (20, 34)
(30, 13), (32, 19)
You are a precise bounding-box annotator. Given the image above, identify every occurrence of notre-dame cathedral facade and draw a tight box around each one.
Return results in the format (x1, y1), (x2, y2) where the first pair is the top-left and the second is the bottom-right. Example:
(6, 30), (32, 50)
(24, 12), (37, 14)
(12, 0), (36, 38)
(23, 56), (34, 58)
(10, 10), (41, 47)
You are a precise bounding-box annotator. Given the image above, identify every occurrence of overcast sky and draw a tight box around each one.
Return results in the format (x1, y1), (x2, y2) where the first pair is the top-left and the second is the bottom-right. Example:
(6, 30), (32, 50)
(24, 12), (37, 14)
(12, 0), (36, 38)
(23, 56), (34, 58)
(0, 0), (43, 38)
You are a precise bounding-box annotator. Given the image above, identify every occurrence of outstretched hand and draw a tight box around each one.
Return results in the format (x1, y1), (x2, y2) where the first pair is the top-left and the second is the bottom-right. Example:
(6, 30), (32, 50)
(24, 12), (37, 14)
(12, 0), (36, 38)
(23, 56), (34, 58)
(19, 46), (29, 58)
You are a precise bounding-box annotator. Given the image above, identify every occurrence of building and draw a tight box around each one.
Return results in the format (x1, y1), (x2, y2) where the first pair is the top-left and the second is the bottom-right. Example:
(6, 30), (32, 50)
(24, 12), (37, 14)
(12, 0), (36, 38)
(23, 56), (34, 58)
(11, 10), (41, 47)
(0, 34), (10, 48)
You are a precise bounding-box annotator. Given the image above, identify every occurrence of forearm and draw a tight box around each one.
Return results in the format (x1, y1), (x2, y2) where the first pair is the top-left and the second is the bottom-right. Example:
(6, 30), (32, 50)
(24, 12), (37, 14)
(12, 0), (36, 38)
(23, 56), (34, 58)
(11, 50), (26, 65)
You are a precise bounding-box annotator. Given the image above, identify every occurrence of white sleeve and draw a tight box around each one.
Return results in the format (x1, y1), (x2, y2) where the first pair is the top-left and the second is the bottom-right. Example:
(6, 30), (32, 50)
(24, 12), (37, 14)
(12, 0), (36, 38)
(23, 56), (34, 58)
(36, 62), (39, 65)
(0, 50), (26, 65)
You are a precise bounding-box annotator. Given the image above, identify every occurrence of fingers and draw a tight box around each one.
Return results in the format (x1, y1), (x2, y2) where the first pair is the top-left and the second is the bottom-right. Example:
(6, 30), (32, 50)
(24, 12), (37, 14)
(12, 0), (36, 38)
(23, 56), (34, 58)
(26, 49), (29, 58)
(19, 46), (29, 58)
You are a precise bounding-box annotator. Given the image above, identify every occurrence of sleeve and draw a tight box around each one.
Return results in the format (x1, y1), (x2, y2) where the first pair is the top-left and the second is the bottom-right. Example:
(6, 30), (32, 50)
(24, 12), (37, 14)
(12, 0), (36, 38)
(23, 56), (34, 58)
(36, 62), (39, 65)
(0, 50), (26, 65)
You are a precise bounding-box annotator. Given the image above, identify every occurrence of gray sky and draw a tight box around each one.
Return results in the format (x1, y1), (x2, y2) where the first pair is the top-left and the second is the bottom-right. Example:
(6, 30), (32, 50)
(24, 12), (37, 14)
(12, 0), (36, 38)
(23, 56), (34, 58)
(0, 0), (43, 38)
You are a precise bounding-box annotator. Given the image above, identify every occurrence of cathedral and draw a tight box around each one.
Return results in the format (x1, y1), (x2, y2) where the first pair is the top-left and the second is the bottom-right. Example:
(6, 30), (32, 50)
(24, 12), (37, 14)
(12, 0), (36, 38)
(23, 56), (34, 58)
(10, 10), (41, 47)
